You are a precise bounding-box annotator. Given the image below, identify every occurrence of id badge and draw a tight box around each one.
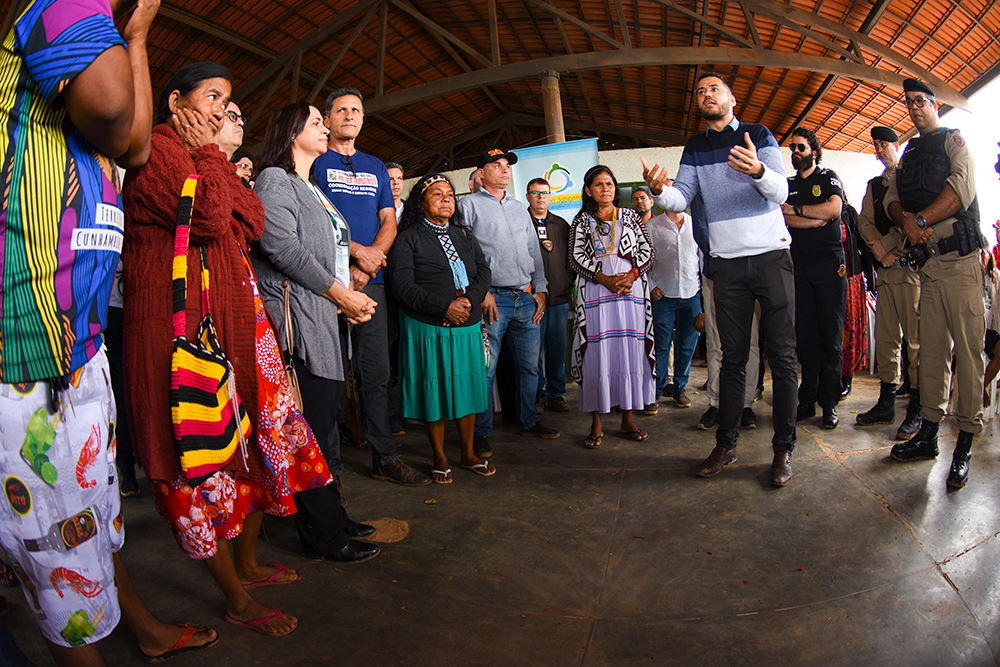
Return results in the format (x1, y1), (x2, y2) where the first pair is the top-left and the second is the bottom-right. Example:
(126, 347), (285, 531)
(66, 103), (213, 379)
(336, 242), (350, 288)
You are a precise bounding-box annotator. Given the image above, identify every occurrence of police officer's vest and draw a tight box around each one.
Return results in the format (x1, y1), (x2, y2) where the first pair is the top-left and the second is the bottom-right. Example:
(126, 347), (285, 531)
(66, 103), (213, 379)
(867, 175), (894, 236)
(896, 128), (980, 230)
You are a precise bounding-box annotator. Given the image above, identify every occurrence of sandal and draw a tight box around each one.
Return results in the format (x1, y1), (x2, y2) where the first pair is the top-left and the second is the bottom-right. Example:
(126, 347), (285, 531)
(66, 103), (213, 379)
(460, 461), (496, 477)
(584, 435), (603, 448)
(242, 563), (301, 590)
(622, 428), (648, 441)
(431, 468), (453, 484)
(139, 623), (219, 664)
(225, 608), (296, 637)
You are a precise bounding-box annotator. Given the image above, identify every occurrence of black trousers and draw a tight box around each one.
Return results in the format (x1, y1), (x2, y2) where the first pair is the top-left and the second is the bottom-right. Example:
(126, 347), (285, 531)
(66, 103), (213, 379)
(794, 261), (847, 410)
(291, 356), (350, 556)
(710, 249), (798, 453)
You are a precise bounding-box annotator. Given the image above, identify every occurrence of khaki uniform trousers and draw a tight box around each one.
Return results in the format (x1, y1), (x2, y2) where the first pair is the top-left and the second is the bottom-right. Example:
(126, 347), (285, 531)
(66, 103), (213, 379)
(874, 264), (920, 387)
(918, 252), (985, 433)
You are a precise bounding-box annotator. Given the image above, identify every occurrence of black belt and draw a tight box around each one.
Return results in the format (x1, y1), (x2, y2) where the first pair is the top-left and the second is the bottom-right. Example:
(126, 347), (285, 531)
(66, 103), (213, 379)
(903, 233), (968, 269)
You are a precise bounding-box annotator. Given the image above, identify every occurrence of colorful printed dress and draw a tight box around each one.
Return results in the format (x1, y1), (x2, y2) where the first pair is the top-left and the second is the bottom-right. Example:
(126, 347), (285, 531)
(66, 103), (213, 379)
(149, 248), (332, 559)
(569, 207), (656, 413)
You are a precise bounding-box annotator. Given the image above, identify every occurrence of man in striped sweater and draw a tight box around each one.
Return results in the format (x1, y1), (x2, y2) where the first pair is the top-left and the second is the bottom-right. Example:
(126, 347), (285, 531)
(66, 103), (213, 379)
(642, 71), (799, 486)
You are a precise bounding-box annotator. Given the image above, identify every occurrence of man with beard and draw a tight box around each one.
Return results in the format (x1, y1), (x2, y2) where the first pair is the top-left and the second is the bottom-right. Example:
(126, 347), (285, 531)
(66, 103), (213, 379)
(641, 72), (798, 486)
(781, 127), (846, 430)
(885, 78), (985, 489)
(856, 126), (922, 439)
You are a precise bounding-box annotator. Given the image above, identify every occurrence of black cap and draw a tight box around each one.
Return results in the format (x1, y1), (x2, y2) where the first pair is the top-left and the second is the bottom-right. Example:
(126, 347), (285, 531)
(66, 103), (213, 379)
(871, 126), (898, 143)
(902, 78), (935, 97)
(477, 148), (518, 169)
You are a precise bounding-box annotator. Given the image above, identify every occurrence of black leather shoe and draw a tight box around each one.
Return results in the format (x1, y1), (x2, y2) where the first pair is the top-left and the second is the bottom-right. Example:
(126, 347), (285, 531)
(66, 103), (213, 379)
(821, 406), (839, 430)
(891, 420), (939, 461)
(947, 431), (974, 489)
(770, 451), (793, 486)
(325, 539), (380, 563)
(696, 446), (737, 477)
(796, 403), (816, 422)
(345, 519), (375, 538)
(894, 381), (911, 398)
(839, 377), (852, 401)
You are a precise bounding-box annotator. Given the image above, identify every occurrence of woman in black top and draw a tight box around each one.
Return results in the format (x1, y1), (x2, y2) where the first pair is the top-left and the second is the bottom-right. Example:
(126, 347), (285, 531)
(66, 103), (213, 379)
(387, 174), (494, 484)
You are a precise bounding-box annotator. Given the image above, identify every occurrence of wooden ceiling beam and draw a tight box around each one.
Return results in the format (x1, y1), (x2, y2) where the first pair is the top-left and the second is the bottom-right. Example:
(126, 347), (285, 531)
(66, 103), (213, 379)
(235, 0), (377, 101)
(647, 0), (756, 49)
(740, 0), (961, 101)
(365, 46), (970, 114)
(305, 2), (379, 105)
(157, 5), (275, 60)
(522, 0), (625, 50)
(389, 0), (493, 69)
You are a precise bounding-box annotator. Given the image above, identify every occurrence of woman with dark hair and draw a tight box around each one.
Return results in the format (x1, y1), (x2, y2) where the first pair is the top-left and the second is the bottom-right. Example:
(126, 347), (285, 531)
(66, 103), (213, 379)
(387, 174), (494, 483)
(569, 165), (656, 448)
(253, 103), (382, 559)
(122, 63), (329, 637)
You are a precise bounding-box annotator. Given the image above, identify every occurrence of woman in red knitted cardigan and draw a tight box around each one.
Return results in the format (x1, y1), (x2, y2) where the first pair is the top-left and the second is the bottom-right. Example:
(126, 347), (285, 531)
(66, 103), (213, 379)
(122, 62), (304, 637)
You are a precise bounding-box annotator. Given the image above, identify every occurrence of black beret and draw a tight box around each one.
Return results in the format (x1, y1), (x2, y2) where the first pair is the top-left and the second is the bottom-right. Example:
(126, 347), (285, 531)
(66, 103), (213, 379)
(871, 126), (898, 143)
(902, 78), (935, 97)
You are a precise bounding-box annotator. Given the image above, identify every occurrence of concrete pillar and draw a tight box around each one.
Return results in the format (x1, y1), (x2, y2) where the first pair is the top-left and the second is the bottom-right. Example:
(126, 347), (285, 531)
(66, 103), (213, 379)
(540, 70), (565, 144)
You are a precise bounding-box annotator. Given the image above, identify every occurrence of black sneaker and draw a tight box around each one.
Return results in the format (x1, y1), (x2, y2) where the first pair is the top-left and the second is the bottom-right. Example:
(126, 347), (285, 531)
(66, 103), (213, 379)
(740, 407), (757, 429)
(697, 406), (718, 430)
(473, 434), (492, 458)
(371, 458), (432, 486)
(118, 467), (140, 498)
(519, 422), (560, 439)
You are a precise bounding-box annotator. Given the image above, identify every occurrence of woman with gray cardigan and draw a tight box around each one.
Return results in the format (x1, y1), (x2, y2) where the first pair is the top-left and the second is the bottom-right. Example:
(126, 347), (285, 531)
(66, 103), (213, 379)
(253, 102), (379, 563)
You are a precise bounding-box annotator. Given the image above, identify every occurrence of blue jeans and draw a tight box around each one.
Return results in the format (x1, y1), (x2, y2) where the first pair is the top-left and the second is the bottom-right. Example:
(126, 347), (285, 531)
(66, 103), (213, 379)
(536, 302), (569, 398)
(476, 288), (541, 435)
(651, 294), (702, 394)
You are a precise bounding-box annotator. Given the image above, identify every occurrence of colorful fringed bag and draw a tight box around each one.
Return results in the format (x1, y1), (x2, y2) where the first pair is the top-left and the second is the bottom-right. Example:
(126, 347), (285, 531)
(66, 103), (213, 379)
(169, 175), (251, 486)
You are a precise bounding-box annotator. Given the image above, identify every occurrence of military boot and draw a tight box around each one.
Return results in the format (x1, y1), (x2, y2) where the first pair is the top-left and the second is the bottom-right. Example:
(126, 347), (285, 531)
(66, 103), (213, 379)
(890, 419), (939, 462)
(946, 431), (973, 489)
(896, 389), (922, 440)
(856, 382), (896, 425)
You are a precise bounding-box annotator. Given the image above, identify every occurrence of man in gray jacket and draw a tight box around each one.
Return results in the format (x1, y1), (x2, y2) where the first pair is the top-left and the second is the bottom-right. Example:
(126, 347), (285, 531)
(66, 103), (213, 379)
(459, 149), (560, 457)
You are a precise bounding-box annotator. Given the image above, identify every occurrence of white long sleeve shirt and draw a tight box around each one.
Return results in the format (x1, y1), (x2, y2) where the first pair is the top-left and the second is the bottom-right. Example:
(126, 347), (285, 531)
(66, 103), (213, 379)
(646, 211), (701, 299)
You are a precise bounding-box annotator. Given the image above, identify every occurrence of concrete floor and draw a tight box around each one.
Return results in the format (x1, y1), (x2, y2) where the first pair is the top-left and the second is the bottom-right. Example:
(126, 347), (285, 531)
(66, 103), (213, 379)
(6, 368), (1000, 666)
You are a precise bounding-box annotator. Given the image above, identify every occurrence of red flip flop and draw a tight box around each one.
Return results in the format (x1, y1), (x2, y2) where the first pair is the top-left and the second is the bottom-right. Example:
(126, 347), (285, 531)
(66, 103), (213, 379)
(139, 623), (219, 664)
(225, 608), (296, 637)
(242, 563), (302, 589)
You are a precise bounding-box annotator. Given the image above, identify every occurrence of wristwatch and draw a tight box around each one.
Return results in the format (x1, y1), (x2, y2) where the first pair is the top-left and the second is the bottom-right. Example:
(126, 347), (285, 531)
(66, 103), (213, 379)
(793, 205), (804, 218)
(916, 213), (928, 229)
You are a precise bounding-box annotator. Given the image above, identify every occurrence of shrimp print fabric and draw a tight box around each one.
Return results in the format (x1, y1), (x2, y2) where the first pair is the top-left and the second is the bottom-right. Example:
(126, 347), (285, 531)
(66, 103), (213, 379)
(0, 347), (124, 647)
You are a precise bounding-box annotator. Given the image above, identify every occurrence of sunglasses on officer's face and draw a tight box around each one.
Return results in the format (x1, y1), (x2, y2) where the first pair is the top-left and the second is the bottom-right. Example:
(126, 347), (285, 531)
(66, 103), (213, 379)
(790, 143), (809, 152)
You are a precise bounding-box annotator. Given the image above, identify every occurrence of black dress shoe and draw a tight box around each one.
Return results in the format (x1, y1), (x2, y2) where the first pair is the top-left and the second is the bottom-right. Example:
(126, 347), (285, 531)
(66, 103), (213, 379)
(821, 406), (839, 430)
(839, 377), (852, 401)
(795, 403), (816, 422)
(345, 519), (375, 538)
(947, 431), (974, 489)
(325, 539), (380, 563)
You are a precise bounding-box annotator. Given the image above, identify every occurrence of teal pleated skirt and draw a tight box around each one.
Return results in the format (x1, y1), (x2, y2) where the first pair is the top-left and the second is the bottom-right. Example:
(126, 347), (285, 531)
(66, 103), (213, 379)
(398, 310), (488, 422)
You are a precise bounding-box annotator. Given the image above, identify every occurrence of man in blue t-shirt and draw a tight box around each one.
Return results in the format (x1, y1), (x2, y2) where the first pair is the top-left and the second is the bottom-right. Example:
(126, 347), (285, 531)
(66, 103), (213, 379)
(641, 71), (799, 487)
(315, 87), (430, 491)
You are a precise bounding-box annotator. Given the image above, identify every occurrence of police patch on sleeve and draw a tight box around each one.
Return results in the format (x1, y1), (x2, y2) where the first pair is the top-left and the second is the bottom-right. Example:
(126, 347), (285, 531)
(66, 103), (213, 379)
(953, 133), (966, 148)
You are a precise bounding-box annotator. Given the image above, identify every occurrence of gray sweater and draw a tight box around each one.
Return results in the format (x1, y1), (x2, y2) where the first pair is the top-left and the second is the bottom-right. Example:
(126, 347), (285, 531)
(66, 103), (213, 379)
(457, 189), (547, 293)
(253, 166), (350, 381)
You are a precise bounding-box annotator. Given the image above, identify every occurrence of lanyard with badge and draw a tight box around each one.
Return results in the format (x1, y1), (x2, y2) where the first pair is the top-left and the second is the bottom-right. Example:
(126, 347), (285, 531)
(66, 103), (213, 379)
(534, 217), (553, 252)
(306, 180), (351, 287)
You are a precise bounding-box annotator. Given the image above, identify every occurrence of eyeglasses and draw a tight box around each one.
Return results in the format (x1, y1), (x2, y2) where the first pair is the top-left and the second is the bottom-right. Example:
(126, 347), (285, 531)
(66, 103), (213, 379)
(341, 154), (356, 176)
(528, 190), (551, 196)
(904, 96), (934, 108)
(224, 110), (244, 125)
(790, 143), (809, 152)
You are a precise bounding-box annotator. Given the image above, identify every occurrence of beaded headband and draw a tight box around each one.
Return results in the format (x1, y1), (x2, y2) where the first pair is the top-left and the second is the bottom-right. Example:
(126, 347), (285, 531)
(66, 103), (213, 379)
(418, 174), (450, 196)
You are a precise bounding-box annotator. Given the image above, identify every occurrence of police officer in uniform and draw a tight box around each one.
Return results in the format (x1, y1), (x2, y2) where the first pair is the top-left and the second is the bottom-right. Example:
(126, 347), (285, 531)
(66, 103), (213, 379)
(856, 126), (922, 439)
(885, 78), (986, 489)
(782, 127), (846, 430)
